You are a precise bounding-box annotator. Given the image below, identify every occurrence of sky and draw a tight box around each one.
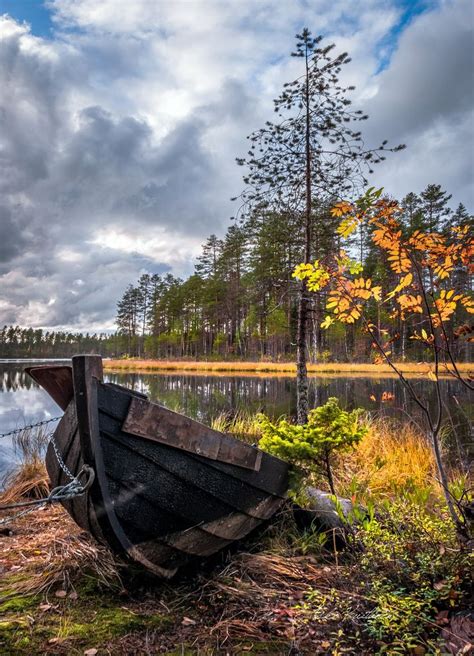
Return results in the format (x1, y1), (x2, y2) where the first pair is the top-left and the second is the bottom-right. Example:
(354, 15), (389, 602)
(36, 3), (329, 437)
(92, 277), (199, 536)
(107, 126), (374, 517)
(0, 0), (472, 332)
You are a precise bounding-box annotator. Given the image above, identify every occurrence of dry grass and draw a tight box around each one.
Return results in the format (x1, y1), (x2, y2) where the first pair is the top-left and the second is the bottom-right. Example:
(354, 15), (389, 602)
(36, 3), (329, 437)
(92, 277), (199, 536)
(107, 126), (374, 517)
(0, 425), (121, 601)
(0, 426), (51, 504)
(0, 504), (121, 601)
(194, 550), (347, 651)
(339, 417), (439, 498)
(104, 358), (473, 378)
(0, 459), (49, 505)
(211, 411), (261, 441)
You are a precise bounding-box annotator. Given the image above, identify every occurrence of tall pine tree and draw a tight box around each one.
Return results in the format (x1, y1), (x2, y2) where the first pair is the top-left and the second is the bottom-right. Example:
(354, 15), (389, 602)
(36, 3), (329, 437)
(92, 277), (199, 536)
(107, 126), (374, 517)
(235, 28), (404, 422)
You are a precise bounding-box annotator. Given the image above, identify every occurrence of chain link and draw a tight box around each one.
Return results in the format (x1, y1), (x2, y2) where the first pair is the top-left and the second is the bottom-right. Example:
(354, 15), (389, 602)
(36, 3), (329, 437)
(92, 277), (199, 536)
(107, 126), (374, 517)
(49, 433), (75, 481)
(0, 416), (63, 440)
(0, 465), (95, 526)
(0, 414), (97, 525)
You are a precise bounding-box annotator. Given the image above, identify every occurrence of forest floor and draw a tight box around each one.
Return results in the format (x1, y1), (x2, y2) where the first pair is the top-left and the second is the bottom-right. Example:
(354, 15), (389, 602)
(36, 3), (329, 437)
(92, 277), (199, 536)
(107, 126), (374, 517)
(103, 359), (474, 377)
(0, 504), (364, 656)
(1, 499), (471, 655)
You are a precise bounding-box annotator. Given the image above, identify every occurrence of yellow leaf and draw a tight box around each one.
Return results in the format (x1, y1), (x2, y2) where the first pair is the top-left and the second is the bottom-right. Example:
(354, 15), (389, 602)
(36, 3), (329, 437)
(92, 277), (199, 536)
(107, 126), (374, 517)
(372, 286), (382, 301)
(337, 216), (359, 238)
(427, 371), (437, 382)
(320, 315), (334, 329)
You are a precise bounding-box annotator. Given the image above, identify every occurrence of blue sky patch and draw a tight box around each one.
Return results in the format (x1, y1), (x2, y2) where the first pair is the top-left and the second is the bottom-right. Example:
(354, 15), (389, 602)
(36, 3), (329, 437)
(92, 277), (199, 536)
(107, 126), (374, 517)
(376, 0), (437, 73)
(0, 0), (54, 38)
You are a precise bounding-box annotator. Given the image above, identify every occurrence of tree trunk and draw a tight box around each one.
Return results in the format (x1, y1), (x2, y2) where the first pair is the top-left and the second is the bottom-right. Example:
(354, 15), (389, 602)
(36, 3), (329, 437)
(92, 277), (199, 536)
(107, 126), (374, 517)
(296, 283), (309, 424)
(296, 41), (312, 426)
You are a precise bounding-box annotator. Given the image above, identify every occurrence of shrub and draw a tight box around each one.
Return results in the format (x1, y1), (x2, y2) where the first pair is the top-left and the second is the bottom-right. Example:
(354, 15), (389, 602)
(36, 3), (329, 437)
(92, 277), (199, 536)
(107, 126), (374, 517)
(258, 397), (368, 494)
(353, 498), (472, 651)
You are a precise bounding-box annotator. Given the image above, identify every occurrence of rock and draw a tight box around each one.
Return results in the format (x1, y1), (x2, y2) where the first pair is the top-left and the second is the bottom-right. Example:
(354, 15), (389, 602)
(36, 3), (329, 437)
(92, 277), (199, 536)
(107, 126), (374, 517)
(292, 487), (363, 542)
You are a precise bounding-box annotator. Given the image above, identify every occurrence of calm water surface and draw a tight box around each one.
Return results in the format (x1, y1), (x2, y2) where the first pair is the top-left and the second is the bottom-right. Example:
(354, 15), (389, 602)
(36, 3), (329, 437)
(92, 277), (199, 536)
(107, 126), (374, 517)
(0, 360), (472, 474)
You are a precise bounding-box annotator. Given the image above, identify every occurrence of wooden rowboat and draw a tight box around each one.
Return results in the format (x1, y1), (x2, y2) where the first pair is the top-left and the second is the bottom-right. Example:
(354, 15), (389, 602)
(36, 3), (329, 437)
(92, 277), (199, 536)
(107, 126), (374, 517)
(26, 355), (290, 578)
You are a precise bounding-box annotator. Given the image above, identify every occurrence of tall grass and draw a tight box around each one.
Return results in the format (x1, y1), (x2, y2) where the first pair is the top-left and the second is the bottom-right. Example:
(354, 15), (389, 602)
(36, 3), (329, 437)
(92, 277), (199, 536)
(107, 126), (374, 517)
(212, 409), (445, 501)
(0, 426), (50, 504)
(338, 417), (439, 499)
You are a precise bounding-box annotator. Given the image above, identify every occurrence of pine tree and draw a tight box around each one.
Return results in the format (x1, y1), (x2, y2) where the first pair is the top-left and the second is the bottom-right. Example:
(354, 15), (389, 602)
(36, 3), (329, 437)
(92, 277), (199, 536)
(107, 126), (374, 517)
(137, 273), (152, 357)
(400, 191), (423, 235)
(116, 284), (141, 355)
(419, 184), (452, 231)
(235, 28), (404, 422)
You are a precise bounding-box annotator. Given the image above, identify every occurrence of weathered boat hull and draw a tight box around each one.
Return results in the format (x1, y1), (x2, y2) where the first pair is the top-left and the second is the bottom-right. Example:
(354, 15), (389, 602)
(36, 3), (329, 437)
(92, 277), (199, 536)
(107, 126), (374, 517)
(27, 356), (290, 578)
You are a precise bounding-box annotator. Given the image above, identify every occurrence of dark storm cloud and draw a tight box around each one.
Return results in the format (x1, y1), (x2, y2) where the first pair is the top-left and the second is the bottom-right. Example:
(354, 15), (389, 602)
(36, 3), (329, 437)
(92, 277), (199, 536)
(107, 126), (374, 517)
(51, 105), (217, 231)
(0, 205), (28, 264)
(368, 1), (473, 140)
(0, 15), (241, 327)
(361, 0), (474, 206)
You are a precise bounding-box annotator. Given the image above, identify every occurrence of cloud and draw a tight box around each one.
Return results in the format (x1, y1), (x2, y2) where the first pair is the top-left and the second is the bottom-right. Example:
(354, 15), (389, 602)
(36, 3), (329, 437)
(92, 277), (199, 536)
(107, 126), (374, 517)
(362, 0), (474, 204)
(0, 0), (472, 330)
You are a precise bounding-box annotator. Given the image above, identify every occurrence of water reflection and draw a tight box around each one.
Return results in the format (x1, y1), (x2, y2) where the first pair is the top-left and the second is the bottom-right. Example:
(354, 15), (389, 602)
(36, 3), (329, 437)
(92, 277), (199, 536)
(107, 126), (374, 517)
(0, 362), (472, 474)
(114, 368), (468, 416)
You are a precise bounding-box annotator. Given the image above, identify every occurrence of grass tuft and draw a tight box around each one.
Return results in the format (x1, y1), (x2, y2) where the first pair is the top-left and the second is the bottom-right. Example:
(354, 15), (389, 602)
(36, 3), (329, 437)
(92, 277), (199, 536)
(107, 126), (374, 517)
(1, 426), (51, 504)
(0, 504), (122, 604)
(211, 411), (261, 442)
(340, 417), (439, 499)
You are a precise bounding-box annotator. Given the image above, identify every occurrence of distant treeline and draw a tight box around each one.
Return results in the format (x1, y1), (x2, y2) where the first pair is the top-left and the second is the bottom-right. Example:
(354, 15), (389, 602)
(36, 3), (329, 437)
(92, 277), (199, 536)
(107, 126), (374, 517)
(0, 326), (117, 359)
(1, 184), (472, 363)
(114, 184), (473, 362)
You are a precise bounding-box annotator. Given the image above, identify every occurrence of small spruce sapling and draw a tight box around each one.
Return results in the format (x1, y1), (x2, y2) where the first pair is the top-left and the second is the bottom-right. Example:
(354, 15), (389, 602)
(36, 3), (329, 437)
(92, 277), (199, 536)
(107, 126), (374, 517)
(258, 397), (368, 495)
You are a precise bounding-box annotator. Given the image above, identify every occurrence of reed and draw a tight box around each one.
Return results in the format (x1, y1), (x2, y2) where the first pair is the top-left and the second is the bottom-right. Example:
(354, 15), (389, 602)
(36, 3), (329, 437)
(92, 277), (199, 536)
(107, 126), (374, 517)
(103, 358), (473, 378)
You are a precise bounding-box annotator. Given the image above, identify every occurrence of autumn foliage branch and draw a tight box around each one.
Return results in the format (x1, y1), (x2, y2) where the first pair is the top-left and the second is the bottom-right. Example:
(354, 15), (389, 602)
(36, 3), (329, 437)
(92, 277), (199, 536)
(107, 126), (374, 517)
(294, 188), (474, 538)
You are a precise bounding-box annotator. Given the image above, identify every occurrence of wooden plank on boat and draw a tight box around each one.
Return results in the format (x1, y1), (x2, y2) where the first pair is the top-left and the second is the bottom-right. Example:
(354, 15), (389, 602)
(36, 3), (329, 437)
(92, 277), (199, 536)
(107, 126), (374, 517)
(99, 383), (288, 498)
(164, 526), (232, 556)
(122, 396), (263, 471)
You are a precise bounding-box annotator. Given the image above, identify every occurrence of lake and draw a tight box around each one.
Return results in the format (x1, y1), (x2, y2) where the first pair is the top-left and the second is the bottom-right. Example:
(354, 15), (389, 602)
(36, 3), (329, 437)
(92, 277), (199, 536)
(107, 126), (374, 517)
(0, 360), (472, 475)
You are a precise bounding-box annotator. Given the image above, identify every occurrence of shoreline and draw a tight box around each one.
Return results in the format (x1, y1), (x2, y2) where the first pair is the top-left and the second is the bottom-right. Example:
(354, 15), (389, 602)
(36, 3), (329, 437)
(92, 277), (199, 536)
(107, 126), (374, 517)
(103, 359), (473, 377)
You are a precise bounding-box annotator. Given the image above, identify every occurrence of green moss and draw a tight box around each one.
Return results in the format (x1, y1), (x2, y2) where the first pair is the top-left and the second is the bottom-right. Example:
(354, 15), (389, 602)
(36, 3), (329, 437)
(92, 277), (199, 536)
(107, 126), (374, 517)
(0, 593), (38, 614)
(0, 618), (31, 656)
(63, 605), (171, 643)
(0, 586), (173, 656)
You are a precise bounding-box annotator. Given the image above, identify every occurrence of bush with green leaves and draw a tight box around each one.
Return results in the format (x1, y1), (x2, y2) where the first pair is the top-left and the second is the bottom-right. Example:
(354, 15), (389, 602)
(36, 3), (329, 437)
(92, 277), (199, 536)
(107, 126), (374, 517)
(258, 397), (368, 495)
(352, 497), (472, 651)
